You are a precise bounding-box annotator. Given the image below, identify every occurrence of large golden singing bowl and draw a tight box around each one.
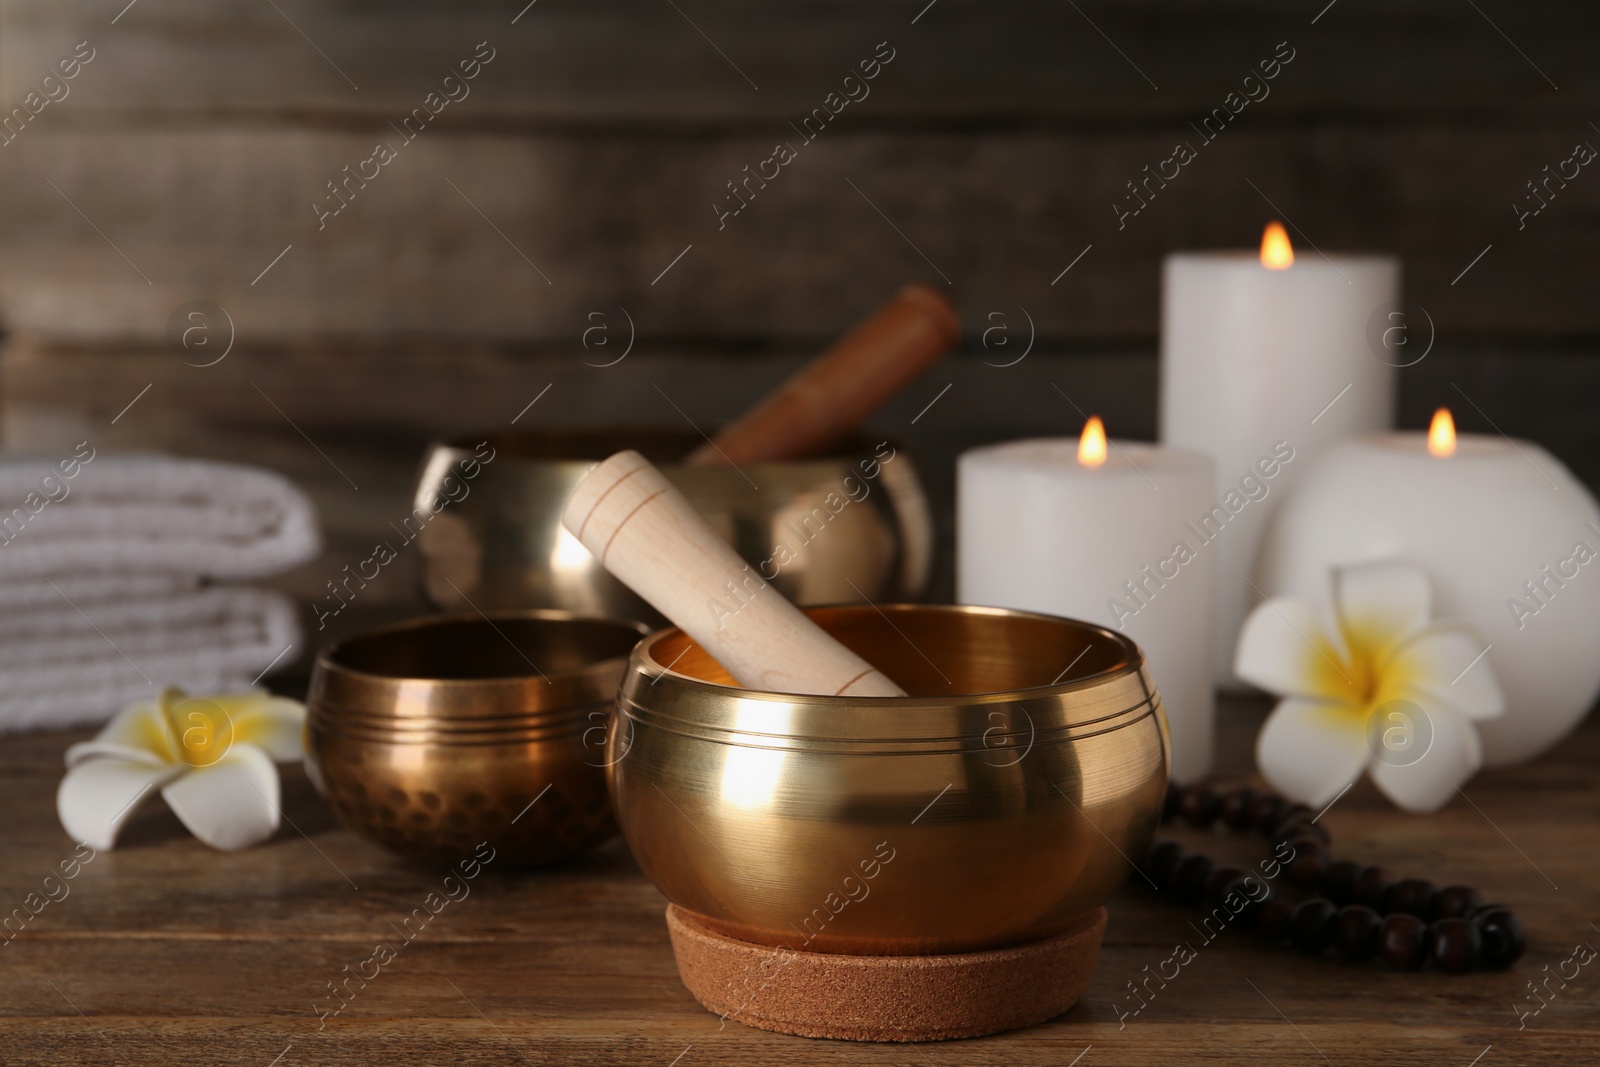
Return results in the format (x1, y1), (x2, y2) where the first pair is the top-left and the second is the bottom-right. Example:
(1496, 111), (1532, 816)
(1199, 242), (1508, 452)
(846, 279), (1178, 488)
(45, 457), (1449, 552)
(412, 429), (933, 624)
(609, 604), (1168, 955)
(305, 611), (648, 868)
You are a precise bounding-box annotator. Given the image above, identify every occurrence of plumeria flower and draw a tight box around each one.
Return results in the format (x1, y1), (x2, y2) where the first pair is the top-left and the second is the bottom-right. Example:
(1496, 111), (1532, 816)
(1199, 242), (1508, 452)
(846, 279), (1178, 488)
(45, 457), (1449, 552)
(1234, 560), (1504, 814)
(58, 688), (306, 851)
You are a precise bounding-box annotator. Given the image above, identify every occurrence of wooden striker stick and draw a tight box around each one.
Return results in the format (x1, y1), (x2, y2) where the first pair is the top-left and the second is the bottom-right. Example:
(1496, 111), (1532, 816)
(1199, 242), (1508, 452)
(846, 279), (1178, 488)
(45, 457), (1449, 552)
(562, 450), (906, 697)
(686, 284), (960, 466)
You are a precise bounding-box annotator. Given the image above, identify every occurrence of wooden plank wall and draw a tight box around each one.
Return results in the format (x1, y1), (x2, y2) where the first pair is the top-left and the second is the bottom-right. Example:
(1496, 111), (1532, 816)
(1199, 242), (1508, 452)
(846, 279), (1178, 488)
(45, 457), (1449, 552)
(2, 1), (1599, 339)
(1, 0), (1597, 646)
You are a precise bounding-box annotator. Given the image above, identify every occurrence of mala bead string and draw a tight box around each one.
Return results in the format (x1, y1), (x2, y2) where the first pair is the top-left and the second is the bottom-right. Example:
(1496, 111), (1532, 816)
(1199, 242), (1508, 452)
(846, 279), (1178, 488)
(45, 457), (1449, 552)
(1140, 781), (1526, 973)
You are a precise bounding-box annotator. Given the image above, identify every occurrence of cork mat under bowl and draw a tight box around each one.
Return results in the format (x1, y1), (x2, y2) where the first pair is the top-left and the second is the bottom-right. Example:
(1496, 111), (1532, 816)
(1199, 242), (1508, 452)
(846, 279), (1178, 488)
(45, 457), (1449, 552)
(665, 905), (1108, 1042)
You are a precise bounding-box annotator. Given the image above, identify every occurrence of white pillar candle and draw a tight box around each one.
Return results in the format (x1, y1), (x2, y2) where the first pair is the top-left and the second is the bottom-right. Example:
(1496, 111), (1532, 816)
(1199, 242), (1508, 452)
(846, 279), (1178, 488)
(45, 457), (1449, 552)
(1256, 410), (1600, 766)
(958, 422), (1217, 781)
(1160, 224), (1399, 687)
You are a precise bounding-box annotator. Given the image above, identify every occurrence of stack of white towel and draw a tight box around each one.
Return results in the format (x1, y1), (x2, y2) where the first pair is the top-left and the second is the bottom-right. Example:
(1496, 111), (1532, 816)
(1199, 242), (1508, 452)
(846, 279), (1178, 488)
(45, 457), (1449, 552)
(0, 450), (321, 732)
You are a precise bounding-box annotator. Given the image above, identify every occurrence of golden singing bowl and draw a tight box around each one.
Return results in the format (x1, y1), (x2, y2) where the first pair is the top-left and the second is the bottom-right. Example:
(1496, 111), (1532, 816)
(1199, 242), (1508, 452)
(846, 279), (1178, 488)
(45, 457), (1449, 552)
(609, 604), (1169, 955)
(305, 611), (648, 868)
(412, 428), (933, 625)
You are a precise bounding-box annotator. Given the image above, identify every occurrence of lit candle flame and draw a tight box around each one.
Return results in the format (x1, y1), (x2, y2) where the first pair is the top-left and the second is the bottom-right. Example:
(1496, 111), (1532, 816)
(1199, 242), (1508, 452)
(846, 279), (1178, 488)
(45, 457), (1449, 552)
(1260, 221), (1294, 270)
(1078, 416), (1107, 467)
(1428, 407), (1456, 457)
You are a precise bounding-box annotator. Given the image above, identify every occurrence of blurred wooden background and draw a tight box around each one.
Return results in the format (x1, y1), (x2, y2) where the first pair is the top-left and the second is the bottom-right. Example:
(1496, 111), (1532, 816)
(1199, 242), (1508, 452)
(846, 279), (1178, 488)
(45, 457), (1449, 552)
(1, 0), (1598, 652)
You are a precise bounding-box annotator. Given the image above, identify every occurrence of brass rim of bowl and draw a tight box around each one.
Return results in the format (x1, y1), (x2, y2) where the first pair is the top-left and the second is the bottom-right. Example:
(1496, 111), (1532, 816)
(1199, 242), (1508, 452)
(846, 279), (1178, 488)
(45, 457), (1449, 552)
(306, 699), (606, 729)
(615, 700), (1160, 755)
(432, 427), (905, 477)
(421, 429), (922, 554)
(306, 720), (590, 739)
(620, 603), (1158, 753)
(311, 609), (650, 721)
(307, 704), (603, 738)
(307, 722), (591, 746)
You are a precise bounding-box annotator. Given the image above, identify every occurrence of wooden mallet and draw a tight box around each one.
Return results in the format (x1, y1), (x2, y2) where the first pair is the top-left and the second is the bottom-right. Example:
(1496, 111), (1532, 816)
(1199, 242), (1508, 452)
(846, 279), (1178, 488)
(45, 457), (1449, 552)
(686, 284), (959, 466)
(562, 450), (906, 697)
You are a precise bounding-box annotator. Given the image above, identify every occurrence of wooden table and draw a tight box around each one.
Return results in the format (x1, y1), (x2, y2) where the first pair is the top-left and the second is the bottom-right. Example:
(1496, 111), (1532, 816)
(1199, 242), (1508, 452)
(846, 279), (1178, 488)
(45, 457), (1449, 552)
(2, 697), (1595, 1065)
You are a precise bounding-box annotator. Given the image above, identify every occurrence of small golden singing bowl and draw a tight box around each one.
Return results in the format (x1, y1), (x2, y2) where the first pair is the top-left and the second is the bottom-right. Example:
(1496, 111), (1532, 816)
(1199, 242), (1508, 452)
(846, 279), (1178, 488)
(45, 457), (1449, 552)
(412, 428), (933, 624)
(610, 604), (1169, 955)
(305, 611), (648, 868)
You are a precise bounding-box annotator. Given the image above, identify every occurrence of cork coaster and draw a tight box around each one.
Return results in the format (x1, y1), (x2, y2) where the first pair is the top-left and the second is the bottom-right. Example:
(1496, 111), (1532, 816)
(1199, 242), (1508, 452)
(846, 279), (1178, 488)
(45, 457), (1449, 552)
(665, 905), (1108, 1042)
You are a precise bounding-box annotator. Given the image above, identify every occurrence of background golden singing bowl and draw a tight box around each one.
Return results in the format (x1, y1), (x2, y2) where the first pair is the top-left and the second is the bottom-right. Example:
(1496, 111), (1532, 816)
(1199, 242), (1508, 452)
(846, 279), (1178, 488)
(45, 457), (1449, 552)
(413, 428), (933, 625)
(608, 604), (1169, 955)
(305, 611), (648, 868)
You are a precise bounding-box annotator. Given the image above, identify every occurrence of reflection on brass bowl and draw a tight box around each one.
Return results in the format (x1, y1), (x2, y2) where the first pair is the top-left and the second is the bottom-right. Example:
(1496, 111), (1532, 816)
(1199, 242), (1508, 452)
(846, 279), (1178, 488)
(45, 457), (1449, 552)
(412, 428), (933, 624)
(609, 604), (1169, 955)
(305, 611), (648, 868)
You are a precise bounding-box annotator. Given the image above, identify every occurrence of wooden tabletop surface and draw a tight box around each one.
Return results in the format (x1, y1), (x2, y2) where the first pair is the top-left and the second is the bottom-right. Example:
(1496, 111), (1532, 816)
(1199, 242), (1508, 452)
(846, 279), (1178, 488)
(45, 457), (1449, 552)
(1, 696), (1595, 1066)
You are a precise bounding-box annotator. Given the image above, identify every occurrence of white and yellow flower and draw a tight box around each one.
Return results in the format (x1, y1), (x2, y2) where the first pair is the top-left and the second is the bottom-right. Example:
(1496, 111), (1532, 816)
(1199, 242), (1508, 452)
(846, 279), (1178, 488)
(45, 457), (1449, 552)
(58, 688), (306, 851)
(1234, 560), (1504, 814)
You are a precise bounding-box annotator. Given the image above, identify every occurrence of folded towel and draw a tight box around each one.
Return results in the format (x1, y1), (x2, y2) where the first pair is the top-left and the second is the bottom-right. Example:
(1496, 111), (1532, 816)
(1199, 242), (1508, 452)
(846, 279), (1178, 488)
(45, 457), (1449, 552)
(0, 452), (320, 732)
(0, 453), (322, 586)
(0, 587), (301, 734)
(0, 573), (200, 612)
